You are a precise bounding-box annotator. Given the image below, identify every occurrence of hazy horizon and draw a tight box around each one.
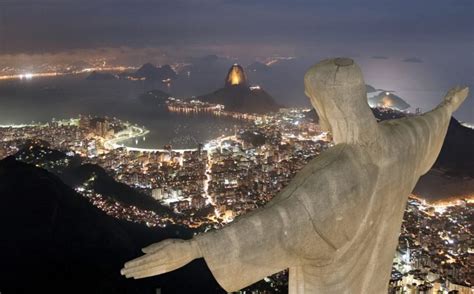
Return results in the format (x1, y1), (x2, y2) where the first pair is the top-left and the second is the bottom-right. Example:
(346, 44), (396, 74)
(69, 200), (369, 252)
(0, 0), (472, 122)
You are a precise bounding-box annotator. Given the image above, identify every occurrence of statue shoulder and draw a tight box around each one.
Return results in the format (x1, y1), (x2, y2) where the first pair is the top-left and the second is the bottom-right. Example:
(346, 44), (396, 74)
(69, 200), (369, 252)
(284, 144), (379, 250)
(270, 144), (350, 204)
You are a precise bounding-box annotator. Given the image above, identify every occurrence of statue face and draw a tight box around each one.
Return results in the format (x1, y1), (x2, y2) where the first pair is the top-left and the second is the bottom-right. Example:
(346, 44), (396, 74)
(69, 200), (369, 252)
(305, 88), (331, 133)
(318, 116), (331, 133)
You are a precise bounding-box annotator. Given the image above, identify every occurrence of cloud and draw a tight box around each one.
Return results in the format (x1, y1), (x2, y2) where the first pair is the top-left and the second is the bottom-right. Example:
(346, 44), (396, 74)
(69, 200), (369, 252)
(0, 0), (473, 55)
(402, 57), (424, 63)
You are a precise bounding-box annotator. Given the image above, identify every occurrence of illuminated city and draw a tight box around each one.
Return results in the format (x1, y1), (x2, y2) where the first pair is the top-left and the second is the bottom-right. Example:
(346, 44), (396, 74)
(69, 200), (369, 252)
(1, 99), (472, 292)
(0, 1), (472, 293)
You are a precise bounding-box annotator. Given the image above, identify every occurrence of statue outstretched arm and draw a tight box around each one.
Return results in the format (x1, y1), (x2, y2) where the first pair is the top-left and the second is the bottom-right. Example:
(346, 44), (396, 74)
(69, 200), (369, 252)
(192, 195), (337, 292)
(121, 238), (202, 278)
(121, 194), (333, 292)
(387, 86), (468, 176)
(120, 146), (352, 291)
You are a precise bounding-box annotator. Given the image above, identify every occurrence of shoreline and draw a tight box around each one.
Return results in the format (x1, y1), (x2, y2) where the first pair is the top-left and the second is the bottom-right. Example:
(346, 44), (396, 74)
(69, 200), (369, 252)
(409, 194), (474, 207)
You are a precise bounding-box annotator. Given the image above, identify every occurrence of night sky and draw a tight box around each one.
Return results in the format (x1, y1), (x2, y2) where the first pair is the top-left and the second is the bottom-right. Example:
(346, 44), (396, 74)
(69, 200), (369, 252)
(0, 0), (472, 121)
(0, 0), (472, 53)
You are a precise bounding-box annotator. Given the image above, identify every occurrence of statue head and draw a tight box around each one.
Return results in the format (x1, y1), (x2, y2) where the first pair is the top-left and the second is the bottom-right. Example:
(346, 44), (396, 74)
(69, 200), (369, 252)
(304, 58), (378, 145)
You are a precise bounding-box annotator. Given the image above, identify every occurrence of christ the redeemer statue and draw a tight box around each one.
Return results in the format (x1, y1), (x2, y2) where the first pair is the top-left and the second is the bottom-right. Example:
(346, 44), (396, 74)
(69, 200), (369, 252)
(121, 58), (468, 293)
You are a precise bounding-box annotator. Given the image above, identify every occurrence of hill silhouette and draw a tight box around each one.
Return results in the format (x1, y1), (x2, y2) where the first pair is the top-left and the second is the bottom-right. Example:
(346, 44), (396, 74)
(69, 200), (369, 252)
(434, 117), (474, 177)
(13, 145), (172, 215)
(62, 163), (172, 214)
(199, 64), (280, 114)
(133, 63), (177, 81)
(0, 157), (224, 293)
(200, 84), (280, 114)
(368, 92), (410, 110)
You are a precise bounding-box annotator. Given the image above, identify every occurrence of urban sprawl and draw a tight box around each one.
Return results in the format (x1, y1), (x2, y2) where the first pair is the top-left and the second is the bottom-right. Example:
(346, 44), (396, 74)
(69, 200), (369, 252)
(0, 98), (471, 293)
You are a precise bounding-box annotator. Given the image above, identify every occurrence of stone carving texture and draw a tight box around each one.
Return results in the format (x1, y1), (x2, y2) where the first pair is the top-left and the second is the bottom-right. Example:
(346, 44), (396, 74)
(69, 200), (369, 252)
(121, 58), (469, 293)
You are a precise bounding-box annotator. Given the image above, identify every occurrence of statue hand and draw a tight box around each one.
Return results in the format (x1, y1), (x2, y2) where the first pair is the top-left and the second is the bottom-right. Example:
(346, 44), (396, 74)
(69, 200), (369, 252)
(444, 86), (469, 111)
(120, 238), (202, 279)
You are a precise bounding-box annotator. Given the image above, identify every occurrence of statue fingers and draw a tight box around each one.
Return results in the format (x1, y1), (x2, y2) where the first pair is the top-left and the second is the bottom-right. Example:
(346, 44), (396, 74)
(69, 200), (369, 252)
(123, 250), (169, 269)
(123, 256), (190, 279)
(444, 86), (469, 108)
(456, 86), (469, 101)
(126, 264), (169, 279)
(121, 258), (166, 276)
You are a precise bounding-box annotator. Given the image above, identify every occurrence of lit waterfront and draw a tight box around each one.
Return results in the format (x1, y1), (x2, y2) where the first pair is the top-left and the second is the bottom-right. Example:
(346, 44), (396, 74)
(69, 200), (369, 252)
(0, 66), (138, 81)
(0, 107), (327, 227)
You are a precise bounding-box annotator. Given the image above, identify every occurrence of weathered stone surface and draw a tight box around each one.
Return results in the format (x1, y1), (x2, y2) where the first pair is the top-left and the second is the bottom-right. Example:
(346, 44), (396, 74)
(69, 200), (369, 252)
(121, 58), (469, 293)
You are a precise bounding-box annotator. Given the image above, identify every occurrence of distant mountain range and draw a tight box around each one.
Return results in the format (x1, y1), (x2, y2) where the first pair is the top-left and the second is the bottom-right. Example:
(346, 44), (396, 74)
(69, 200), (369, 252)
(133, 63), (177, 81)
(84, 63), (177, 83)
(132, 63), (280, 114)
(80, 57), (303, 111)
